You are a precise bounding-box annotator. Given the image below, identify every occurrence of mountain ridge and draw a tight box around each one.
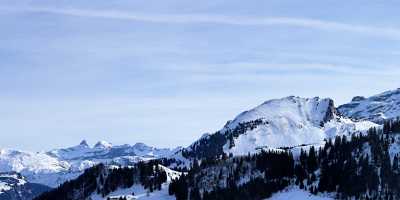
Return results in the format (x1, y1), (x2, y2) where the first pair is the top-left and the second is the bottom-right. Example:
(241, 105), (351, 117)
(0, 141), (181, 188)
(338, 88), (400, 123)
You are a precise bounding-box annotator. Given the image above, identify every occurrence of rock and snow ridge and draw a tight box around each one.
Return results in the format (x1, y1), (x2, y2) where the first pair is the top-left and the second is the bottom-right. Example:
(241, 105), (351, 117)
(186, 96), (377, 157)
(0, 141), (181, 188)
(338, 88), (400, 124)
(0, 172), (50, 200)
(0, 172), (27, 194)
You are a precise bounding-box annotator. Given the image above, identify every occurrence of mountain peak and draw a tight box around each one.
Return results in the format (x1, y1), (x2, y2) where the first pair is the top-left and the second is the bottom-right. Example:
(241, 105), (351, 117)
(94, 141), (112, 149)
(132, 142), (152, 151)
(79, 140), (89, 147)
(226, 96), (337, 130)
(351, 96), (366, 102)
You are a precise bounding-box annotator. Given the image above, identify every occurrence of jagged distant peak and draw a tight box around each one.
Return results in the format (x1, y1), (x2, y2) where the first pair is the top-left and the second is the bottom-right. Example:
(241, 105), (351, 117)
(338, 88), (400, 123)
(94, 141), (112, 149)
(79, 140), (89, 147)
(132, 142), (149, 149)
(351, 96), (366, 102)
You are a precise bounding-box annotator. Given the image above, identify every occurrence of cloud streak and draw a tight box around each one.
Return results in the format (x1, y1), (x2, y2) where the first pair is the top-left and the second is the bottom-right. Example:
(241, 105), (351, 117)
(2, 6), (400, 40)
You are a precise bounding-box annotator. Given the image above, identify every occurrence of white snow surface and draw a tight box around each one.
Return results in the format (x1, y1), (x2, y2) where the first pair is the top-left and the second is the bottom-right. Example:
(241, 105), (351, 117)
(225, 96), (332, 130)
(338, 88), (400, 123)
(267, 187), (334, 200)
(0, 172), (27, 194)
(0, 142), (181, 187)
(90, 165), (182, 200)
(221, 96), (377, 156)
(90, 183), (175, 200)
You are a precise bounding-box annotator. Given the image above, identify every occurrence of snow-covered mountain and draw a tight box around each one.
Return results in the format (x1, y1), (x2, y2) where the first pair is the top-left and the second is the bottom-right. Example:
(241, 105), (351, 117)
(184, 96), (377, 158)
(0, 141), (181, 188)
(0, 172), (50, 200)
(338, 88), (400, 123)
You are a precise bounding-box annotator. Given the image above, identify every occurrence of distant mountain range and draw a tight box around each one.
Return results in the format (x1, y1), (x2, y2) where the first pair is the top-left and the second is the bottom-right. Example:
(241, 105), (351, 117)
(0, 141), (181, 189)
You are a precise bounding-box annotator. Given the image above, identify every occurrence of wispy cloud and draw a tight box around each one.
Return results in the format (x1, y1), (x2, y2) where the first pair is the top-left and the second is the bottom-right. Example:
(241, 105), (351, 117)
(157, 62), (400, 78)
(2, 6), (400, 40)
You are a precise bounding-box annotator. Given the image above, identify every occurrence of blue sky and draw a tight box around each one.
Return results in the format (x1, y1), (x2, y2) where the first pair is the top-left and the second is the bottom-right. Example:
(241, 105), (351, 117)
(1, 0), (400, 151)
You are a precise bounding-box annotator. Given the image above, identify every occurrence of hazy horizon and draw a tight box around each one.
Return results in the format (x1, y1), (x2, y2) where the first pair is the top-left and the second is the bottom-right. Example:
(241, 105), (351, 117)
(1, 0), (400, 151)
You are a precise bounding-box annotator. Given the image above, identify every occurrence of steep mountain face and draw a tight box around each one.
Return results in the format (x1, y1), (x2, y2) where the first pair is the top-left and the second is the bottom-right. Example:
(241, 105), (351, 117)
(338, 88), (400, 124)
(184, 96), (376, 158)
(0, 172), (50, 200)
(0, 142), (181, 188)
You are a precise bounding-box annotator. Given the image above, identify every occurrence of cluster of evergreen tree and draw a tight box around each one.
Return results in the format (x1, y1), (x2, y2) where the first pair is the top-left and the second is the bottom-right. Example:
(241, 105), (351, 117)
(34, 164), (105, 200)
(170, 150), (295, 200)
(138, 161), (168, 192)
(169, 174), (189, 200)
(201, 178), (289, 200)
(34, 160), (168, 200)
(158, 157), (189, 172)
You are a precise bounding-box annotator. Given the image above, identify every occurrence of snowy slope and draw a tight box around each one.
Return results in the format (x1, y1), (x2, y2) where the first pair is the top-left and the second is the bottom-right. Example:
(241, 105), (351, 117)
(0, 149), (70, 174)
(338, 88), (400, 123)
(267, 187), (334, 200)
(0, 141), (181, 188)
(224, 96), (336, 130)
(90, 183), (175, 200)
(187, 96), (377, 157)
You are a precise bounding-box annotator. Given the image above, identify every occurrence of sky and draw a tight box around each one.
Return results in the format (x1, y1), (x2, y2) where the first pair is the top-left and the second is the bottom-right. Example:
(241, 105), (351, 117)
(1, 0), (400, 151)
